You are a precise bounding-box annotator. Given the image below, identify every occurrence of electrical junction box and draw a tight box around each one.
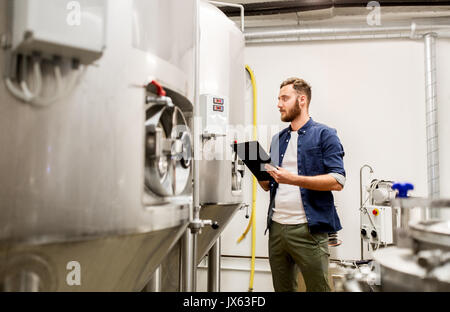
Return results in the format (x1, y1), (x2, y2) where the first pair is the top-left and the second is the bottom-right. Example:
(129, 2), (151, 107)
(200, 94), (229, 136)
(361, 205), (393, 245)
(9, 0), (107, 64)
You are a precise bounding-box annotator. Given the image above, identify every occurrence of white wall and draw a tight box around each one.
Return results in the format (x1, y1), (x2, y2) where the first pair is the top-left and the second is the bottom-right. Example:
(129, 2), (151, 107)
(198, 38), (450, 292)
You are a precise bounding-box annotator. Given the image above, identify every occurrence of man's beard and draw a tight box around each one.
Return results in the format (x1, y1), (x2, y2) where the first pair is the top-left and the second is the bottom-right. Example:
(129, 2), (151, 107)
(281, 99), (301, 122)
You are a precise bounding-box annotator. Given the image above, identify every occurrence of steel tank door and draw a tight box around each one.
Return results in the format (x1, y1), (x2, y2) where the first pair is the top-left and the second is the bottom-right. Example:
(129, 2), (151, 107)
(144, 103), (192, 198)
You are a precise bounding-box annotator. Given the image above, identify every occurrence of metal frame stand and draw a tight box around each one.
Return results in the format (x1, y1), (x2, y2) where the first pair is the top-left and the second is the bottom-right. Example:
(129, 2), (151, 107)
(207, 237), (221, 292)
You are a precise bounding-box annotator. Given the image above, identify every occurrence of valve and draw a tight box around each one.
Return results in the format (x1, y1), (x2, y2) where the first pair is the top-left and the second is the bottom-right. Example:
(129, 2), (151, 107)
(178, 131), (192, 169)
(145, 80), (174, 107)
(417, 250), (450, 272)
(189, 219), (219, 234)
(202, 131), (226, 141)
(147, 80), (166, 97)
(145, 125), (183, 158)
(232, 148), (245, 191)
(392, 182), (414, 198)
(239, 203), (250, 218)
(162, 137), (183, 156)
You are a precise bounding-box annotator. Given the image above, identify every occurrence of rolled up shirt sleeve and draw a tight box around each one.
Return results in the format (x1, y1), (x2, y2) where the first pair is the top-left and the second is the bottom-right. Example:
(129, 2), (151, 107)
(329, 172), (346, 187)
(321, 128), (346, 177)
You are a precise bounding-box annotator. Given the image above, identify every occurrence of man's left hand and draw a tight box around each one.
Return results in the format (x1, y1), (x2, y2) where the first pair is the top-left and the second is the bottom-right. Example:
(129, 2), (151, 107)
(267, 166), (296, 185)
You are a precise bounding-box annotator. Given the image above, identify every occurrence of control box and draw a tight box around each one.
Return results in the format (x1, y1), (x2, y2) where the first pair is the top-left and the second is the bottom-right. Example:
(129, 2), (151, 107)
(9, 0), (107, 64)
(361, 205), (393, 245)
(200, 94), (229, 136)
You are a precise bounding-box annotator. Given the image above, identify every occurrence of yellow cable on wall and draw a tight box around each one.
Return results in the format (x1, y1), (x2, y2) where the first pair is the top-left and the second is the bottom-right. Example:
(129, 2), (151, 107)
(237, 65), (258, 292)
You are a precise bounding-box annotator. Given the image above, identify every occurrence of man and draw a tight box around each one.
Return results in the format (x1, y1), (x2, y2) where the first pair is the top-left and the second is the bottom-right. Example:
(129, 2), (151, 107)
(259, 78), (345, 292)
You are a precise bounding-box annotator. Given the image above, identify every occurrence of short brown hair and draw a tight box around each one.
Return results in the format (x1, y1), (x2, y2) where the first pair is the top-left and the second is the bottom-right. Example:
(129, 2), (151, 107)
(280, 77), (312, 105)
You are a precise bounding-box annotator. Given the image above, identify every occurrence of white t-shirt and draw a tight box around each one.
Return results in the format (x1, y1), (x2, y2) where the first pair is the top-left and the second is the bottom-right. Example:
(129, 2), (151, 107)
(272, 131), (307, 225)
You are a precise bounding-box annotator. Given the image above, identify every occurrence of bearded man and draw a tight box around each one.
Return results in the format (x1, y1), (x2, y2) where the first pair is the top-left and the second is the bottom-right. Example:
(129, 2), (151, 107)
(258, 78), (346, 292)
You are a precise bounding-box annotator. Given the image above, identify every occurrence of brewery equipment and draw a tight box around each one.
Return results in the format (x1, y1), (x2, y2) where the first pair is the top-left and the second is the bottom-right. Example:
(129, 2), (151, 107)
(158, 0), (246, 292)
(373, 187), (450, 292)
(0, 0), (196, 291)
(340, 183), (450, 292)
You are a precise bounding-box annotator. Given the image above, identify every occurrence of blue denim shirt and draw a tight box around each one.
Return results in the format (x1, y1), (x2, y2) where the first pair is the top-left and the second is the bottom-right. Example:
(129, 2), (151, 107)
(266, 118), (345, 234)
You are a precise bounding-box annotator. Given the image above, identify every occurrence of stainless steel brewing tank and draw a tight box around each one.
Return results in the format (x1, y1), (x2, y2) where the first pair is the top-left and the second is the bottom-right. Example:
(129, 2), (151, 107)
(196, 0), (246, 261)
(157, 1), (246, 292)
(0, 0), (196, 291)
(374, 199), (450, 292)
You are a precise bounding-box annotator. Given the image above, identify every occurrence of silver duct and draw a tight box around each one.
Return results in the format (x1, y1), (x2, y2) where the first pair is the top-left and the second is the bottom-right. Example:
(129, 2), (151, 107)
(244, 18), (450, 43)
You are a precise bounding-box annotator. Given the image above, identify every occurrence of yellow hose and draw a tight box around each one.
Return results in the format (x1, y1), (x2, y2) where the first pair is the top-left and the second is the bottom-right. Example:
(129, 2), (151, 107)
(237, 65), (258, 292)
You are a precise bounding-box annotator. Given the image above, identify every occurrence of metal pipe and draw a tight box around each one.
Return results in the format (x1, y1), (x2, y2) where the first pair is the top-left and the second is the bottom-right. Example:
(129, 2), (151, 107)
(144, 265), (162, 292)
(360, 164), (373, 260)
(193, 0), (201, 244)
(192, 229), (198, 291)
(188, 0), (202, 293)
(207, 237), (221, 292)
(244, 18), (450, 44)
(188, 1), (225, 291)
(181, 230), (192, 291)
(424, 32), (440, 219)
(178, 236), (184, 291)
(220, 0), (450, 17)
(392, 198), (413, 249)
(209, 1), (244, 32)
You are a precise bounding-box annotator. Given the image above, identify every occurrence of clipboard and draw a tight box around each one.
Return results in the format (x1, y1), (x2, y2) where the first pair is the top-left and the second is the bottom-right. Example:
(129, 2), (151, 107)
(232, 141), (277, 181)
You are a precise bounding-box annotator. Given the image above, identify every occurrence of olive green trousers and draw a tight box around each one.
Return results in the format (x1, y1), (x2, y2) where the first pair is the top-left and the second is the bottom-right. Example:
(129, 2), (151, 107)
(268, 221), (331, 292)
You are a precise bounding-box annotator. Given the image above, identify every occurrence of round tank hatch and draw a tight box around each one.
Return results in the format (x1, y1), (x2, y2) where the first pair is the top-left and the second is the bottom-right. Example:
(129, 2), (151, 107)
(144, 104), (192, 197)
(409, 219), (450, 250)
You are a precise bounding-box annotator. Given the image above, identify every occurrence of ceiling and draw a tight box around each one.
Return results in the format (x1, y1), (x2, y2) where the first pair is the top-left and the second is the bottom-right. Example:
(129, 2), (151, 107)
(209, 1), (450, 28)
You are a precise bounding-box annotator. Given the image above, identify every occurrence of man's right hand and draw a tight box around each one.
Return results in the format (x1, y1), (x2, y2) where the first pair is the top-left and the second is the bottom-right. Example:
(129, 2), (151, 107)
(258, 180), (270, 192)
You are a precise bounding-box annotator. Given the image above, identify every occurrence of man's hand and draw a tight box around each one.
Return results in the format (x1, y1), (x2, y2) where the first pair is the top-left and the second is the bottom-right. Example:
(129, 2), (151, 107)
(265, 164), (343, 191)
(266, 165), (295, 185)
